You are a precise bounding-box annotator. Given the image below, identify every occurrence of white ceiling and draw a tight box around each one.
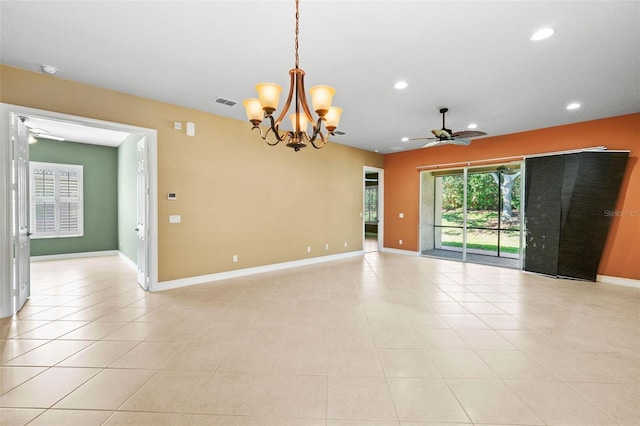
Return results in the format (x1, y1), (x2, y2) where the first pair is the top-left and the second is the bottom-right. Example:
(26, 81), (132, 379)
(23, 116), (131, 147)
(2, 1), (639, 153)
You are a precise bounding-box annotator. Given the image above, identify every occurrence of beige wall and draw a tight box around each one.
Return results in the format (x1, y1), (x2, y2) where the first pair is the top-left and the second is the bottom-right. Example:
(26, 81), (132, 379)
(1, 65), (383, 282)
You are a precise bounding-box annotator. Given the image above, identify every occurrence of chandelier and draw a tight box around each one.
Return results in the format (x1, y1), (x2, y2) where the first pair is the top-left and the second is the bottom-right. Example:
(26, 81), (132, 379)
(242, 0), (342, 151)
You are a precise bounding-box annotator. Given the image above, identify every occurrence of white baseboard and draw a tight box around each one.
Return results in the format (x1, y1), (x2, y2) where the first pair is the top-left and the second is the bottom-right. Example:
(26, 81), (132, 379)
(597, 275), (640, 289)
(380, 247), (420, 256)
(154, 250), (364, 292)
(31, 250), (119, 262)
(118, 251), (137, 271)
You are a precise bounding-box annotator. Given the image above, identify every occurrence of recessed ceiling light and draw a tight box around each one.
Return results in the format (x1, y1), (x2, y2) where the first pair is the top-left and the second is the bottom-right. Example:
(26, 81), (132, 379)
(530, 28), (554, 41)
(566, 102), (581, 110)
(467, 123), (478, 129)
(394, 81), (408, 90)
(41, 64), (58, 75)
(401, 137), (409, 142)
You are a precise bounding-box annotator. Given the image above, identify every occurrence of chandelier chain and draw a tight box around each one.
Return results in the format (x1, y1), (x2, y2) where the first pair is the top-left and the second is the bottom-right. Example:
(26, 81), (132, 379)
(295, 0), (300, 69)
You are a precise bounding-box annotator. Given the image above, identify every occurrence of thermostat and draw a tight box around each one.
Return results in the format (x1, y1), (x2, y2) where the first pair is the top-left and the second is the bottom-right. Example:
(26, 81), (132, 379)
(168, 192), (177, 200)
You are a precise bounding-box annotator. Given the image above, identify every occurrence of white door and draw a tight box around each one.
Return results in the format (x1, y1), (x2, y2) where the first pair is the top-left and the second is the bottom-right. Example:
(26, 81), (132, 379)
(136, 137), (148, 289)
(12, 115), (30, 311)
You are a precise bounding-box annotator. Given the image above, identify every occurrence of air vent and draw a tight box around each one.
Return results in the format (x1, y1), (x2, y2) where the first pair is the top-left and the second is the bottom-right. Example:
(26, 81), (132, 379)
(333, 130), (347, 136)
(214, 97), (237, 107)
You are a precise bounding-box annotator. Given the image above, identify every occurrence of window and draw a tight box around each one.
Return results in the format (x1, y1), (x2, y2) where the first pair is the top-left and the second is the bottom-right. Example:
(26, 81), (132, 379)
(30, 161), (83, 238)
(364, 185), (378, 223)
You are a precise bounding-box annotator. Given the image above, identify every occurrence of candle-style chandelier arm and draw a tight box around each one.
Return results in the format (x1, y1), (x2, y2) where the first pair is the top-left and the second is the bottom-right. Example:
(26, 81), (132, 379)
(250, 114), (290, 146)
(306, 118), (329, 149)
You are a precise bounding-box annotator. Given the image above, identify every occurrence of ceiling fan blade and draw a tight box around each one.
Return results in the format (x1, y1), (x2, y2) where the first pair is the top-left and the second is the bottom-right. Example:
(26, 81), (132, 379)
(421, 139), (450, 148)
(452, 130), (487, 138)
(409, 136), (436, 141)
(451, 138), (471, 146)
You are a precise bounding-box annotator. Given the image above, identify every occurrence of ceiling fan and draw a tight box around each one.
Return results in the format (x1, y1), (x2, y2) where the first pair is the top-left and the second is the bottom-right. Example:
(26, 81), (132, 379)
(410, 107), (487, 148)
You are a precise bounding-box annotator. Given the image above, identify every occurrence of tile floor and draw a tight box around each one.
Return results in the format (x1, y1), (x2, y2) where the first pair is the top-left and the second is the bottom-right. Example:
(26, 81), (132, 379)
(0, 253), (638, 425)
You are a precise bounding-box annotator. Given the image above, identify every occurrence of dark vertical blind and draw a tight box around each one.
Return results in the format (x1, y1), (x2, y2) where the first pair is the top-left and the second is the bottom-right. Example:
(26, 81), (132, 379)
(524, 151), (628, 281)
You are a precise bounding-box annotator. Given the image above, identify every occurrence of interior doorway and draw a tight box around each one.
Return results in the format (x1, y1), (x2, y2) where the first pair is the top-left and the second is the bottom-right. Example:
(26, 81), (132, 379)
(0, 104), (158, 318)
(420, 162), (524, 269)
(363, 166), (384, 253)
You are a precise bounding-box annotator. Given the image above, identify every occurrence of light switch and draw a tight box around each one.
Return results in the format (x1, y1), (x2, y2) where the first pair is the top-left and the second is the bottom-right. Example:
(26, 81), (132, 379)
(173, 122), (182, 130)
(399, 212), (404, 218)
(186, 122), (196, 136)
(169, 215), (181, 224)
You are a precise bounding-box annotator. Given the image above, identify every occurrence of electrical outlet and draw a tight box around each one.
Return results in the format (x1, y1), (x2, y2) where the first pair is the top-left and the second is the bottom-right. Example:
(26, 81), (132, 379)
(233, 255), (238, 262)
(325, 244), (329, 251)
(307, 246), (311, 253)
(344, 241), (348, 248)
(399, 239), (403, 245)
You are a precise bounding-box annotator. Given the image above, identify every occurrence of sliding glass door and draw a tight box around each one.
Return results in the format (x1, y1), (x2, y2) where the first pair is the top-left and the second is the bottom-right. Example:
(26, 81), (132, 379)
(421, 163), (523, 268)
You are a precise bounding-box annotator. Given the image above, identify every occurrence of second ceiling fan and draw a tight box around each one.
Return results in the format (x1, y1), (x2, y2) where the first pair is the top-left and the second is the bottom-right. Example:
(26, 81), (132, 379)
(410, 107), (487, 148)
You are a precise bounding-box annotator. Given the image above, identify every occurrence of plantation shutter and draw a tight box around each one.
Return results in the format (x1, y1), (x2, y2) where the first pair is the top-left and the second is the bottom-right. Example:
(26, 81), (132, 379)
(30, 162), (83, 238)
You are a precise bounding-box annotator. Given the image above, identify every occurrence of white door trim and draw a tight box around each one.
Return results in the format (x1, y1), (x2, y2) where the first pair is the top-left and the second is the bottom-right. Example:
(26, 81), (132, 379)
(0, 103), (159, 317)
(363, 166), (384, 252)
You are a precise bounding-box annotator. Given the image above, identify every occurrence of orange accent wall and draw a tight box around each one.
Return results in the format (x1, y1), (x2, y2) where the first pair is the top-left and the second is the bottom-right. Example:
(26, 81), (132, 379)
(384, 113), (640, 280)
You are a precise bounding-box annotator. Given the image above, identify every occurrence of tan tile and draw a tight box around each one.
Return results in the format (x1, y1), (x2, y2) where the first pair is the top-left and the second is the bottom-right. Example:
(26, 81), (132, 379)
(121, 370), (211, 412)
(254, 418), (326, 426)
(0, 367), (100, 408)
(3, 340), (92, 366)
(256, 374), (327, 418)
(162, 341), (228, 371)
(0, 320), (53, 338)
(413, 329), (469, 350)
(0, 366), (46, 394)
(476, 314), (522, 330)
(178, 414), (253, 425)
(477, 350), (557, 381)
(327, 327), (375, 349)
(447, 379), (543, 425)
(102, 411), (183, 425)
(328, 421), (400, 426)
(58, 340), (139, 367)
(54, 368), (155, 409)
(425, 349), (497, 379)
(101, 321), (164, 341)
(21, 306), (86, 321)
(218, 347), (278, 374)
(387, 378), (469, 422)
(274, 346), (328, 375)
(28, 409), (113, 425)
(456, 329), (518, 350)
(60, 320), (128, 339)
(570, 382), (640, 426)
(0, 408), (43, 425)
(328, 376), (397, 421)
(377, 348), (441, 378)
(189, 371), (268, 415)
(0, 339), (47, 363)
(438, 314), (491, 330)
(329, 347), (384, 377)
(109, 341), (184, 369)
(372, 328), (420, 348)
(14, 320), (89, 339)
(507, 381), (617, 425)
(526, 350), (617, 382)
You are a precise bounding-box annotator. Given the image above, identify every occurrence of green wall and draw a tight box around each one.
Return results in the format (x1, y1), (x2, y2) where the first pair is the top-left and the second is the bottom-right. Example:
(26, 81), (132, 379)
(29, 138), (118, 256)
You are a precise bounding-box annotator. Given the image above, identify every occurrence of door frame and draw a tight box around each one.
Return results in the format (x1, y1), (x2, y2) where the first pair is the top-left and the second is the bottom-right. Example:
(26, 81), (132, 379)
(363, 166), (384, 252)
(0, 103), (158, 317)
